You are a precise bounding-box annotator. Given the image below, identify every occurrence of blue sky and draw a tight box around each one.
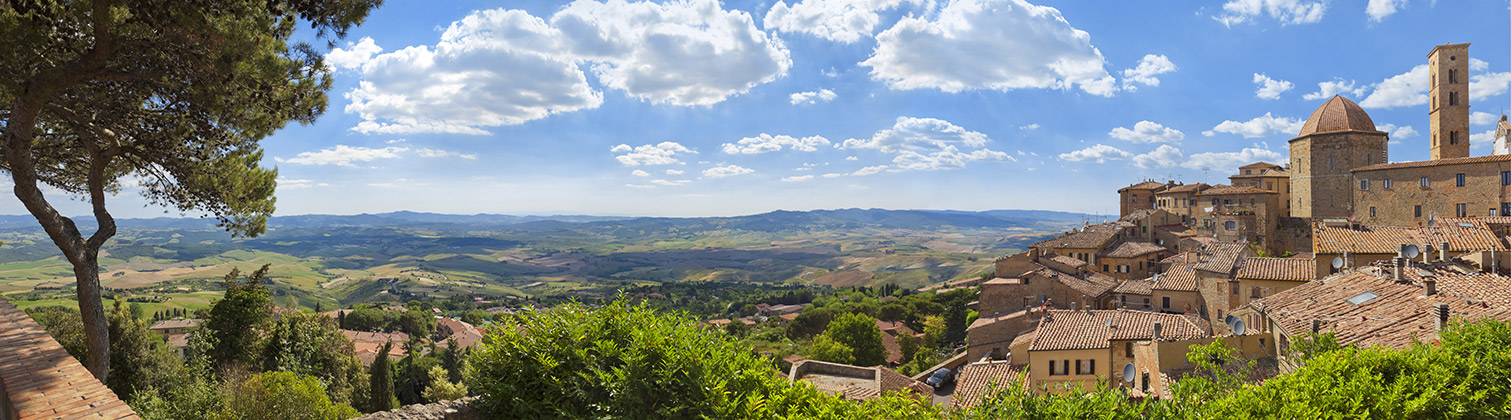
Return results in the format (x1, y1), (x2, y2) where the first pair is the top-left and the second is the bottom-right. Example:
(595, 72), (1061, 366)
(12, 0), (1511, 218)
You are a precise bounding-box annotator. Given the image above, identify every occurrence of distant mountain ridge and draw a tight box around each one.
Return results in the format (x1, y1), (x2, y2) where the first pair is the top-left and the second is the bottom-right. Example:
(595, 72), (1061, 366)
(0, 208), (1100, 232)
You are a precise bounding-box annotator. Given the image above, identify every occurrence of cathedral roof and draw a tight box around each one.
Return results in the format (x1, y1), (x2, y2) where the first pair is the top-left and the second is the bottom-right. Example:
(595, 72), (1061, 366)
(1296, 95), (1382, 138)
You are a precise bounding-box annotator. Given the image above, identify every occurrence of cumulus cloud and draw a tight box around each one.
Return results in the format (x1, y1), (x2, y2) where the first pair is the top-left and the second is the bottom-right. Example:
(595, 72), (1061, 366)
(722, 134), (831, 154)
(764, 0), (921, 43)
(702, 165), (755, 178)
(415, 148), (478, 160)
(631, 170), (650, 177)
(1471, 129), (1499, 151)
(276, 145), (409, 167)
(1109, 121), (1184, 144)
(1058, 144), (1131, 163)
(1375, 123), (1419, 139)
(790, 89), (838, 105)
(1132, 145), (1183, 168)
(1020, 124), (1041, 130)
(612, 142), (696, 166)
(851, 165), (890, 176)
(1472, 112), (1500, 126)
(1303, 78), (1365, 100)
(1121, 54), (1176, 90)
(1183, 146), (1285, 170)
(839, 116), (1011, 170)
(665, 169), (685, 175)
(1365, 0), (1405, 22)
(1359, 65), (1428, 108)
(861, 0), (1117, 96)
(1203, 113), (1304, 138)
(277, 177), (331, 190)
(781, 175), (815, 182)
(1214, 0), (1327, 27)
(343, 1), (791, 134)
(326, 37), (383, 70)
(1253, 73), (1294, 100)
(1472, 70), (1511, 99)
(651, 179), (692, 186)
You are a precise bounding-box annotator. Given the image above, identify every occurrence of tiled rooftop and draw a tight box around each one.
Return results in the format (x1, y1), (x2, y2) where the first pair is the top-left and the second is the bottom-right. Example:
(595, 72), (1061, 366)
(1237, 257), (1316, 282)
(1313, 223), (1508, 255)
(0, 298), (140, 419)
(1113, 278), (1155, 295)
(1194, 243), (1248, 274)
(1296, 95), (1380, 137)
(1118, 181), (1170, 192)
(1044, 254), (1088, 269)
(1158, 183), (1209, 193)
(1025, 268), (1119, 298)
(1099, 240), (1166, 258)
(1031, 224), (1124, 251)
(145, 318), (200, 331)
(1028, 309), (1210, 352)
(1198, 185), (1277, 196)
(951, 361), (1027, 407)
(1352, 153), (1511, 172)
(1152, 264), (1199, 292)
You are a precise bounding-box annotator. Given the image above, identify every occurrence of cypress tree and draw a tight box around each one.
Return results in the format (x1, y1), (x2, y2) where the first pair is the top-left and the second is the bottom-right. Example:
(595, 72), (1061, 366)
(368, 341), (396, 412)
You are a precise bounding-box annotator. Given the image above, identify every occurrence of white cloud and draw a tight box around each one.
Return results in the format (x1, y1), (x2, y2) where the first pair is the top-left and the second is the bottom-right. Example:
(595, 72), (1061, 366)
(1203, 113), (1304, 138)
(702, 164), (755, 178)
(1359, 65), (1427, 108)
(1376, 123), (1419, 139)
(277, 177), (330, 190)
(764, 0), (921, 43)
(276, 145), (408, 167)
(415, 148), (478, 160)
(1109, 121), (1184, 144)
(631, 170), (650, 177)
(862, 0), (1117, 96)
(1472, 112), (1500, 126)
(851, 165), (889, 176)
(790, 89), (839, 105)
(781, 175), (815, 182)
(722, 134), (832, 154)
(1121, 54), (1176, 90)
(651, 179), (691, 186)
(1020, 124), (1041, 130)
(326, 37), (383, 70)
(1182, 146), (1285, 170)
(343, 1), (791, 134)
(1365, 0), (1405, 22)
(1472, 129), (1499, 151)
(1214, 0), (1327, 27)
(625, 184), (656, 189)
(1303, 78), (1365, 100)
(665, 169), (685, 175)
(1471, 70), (1511, 99)
(1253, 73), (1294, 100)
(1058, 144), (1131, 163)
(845, 156), (859, 161)
(1132, 145), (1183, 169)
(612, 142), (697, 166)
(839, 116), (1010, 170)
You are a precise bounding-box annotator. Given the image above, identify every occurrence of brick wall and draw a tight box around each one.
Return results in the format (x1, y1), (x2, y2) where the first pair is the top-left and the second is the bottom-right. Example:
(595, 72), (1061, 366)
(0, 297), (138, 419)
(1353, 161), (1511, 227)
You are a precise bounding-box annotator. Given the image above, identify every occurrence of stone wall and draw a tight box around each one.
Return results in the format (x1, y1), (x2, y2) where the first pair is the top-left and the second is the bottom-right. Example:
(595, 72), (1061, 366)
(1274, 217), (1313, 255)
(1352, 159), (1511, 227)
(1290, 131), (1389, 219)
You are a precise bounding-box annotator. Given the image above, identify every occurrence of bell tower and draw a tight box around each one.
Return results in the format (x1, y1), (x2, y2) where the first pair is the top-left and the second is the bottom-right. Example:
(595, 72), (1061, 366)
(1428, 43), (1471, 160)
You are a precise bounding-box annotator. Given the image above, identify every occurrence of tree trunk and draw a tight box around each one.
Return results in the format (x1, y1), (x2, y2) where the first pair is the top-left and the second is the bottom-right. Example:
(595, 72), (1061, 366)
(72, 255), (110, 379)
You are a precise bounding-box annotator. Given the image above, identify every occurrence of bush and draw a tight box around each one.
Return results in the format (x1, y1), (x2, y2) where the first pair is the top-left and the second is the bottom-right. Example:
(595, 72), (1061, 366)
(212, 371), (358, 420)
(422, 366), (467, 402)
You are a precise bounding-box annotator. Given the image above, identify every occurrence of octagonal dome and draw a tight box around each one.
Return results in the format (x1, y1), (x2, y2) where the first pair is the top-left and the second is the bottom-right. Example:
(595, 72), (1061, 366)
(1297, 95), (1379, 137)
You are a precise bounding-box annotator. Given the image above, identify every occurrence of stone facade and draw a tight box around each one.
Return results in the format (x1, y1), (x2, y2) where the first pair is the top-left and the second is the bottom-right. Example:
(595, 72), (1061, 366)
(1289, 130), (1389, 220)
(1154, 184), (1210, 223)
(1229, 162), (1290, 216)
(1428, 43), (1471, 160)
(1351, 155), (1511, 226)
(1118, 181), (1170, 217)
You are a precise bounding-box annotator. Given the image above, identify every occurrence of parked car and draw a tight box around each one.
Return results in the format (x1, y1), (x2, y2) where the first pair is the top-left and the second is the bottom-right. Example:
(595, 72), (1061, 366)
(925, 367), (954, 387)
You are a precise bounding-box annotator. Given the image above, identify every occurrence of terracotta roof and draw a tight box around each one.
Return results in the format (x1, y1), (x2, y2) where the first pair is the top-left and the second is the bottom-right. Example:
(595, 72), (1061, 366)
(1099, 240), (1166, 258)
(1239, 161), (1285, 169)
(1195, 243), (1248, 274)
(147, 318), (201, 330)
(0, 298), (140, 419)
(1009, 330), (1037, 349)
(1352, 153), (1511, 172)
(1118, 181), (1170, 192)
(1029, 309), (1209, 352)
(1198, 185), (1277, 196)
(1113, 278), (1154, 295)
(1026, 268), (1119, 298)
(1313, 223), (1508, 255)
(1031, 224), (1125, 250)
(1237, 257), (1316, 282)
(342, 329), (409, 344)
(1158, 183), (1209, 194)
(952, 361), (1027, 407)
(1161, 251), (1198, 264)
(1295, 96), (1382, 137)
(1044, 254), (1088, 269)
(1152, 264), (1199, 292)
(1256, 265), (1511, 349)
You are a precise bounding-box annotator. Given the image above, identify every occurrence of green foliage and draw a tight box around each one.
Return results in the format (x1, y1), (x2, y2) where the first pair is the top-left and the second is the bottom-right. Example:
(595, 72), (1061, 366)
(1288, 331), (1343, 362)
(395, 351), (440, 405)
(205, 265), (274, 372)
(438, 339), (464, 384)
(341, 307), (434, 337)
(212, 371), (359, 420)
(421, 365), (468, 402)
(26, 305), (88, 361)
(942, 303), (968, 348)
(786, 306), (836, 339)
(725, 319), (752, 337)
(878, 302), (909, 323)
(365, 341), (397, 413)
(815, 312), (887, 367)
(131, 378), (225, 420)
(260, 311), (368, 407)
(106, 300), (186, 402)
(809, 335), (856, 365)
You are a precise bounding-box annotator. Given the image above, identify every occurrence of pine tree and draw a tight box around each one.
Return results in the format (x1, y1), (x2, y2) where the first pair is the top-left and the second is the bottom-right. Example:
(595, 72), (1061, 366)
(368, 341), (396, 412)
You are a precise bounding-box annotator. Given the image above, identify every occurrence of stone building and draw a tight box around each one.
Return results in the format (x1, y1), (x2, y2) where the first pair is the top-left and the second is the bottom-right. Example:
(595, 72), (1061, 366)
(1154, 183), (1211, 223)
(1428, 43), (1471, 160)
(1229, 162), (1290, 216)
(1496, 114), (1511, 155)
(1288, 95), (1390, 220)
(1117, 181), (1171, 217)
(1018, 309), (1208, 395)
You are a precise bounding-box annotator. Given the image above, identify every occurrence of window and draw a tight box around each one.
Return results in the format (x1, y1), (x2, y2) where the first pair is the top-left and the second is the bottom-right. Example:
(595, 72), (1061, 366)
(1329, 157), (1334, 172)
(1125, 343), (1134, 357)
(1143, 298), (1150, 307)
(1384, 178), (1392, 189)
(1503, 171), (1511, 186)
(1450, 130), (1459, 145)
(1457, 203), (1468, 217)
(1224, 199), (1231, 205)
(1361, 180), (1369, 190)
(1450, 68), (1458, 83)
(1231, 283), (1239, 295)
(1252, 286), (1263, 298)
(1450, 91), (1459, 106)
(1103, 264), (1109, 272)
(1370, 207), (1376, 218)
(1162, 297), (1170, 309)
(1456, 173), (1466, 187)
(1245, 169), (1252, 175)
(1049, 360), (1060, 375)
(1224, 221), (1236, 230)
(1415, 205), (1423, 218)
(1492, 208), (1499, 217)
(1074, 359), (1095, 375)
(1024, 297), (1034, 307)
(1421, 176), (1430, 188)
(1212, 199), (1219, 206)
(1346, 291), (1380, 305)
(1503, 203), (1511, 216)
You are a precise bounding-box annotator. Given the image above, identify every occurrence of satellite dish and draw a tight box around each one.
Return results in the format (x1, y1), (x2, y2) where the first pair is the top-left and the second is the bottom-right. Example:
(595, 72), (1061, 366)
(1122, 363), (1136, 382)
(1428, 219), (1439, 227)
(1331, 257), (1345, 269)
(1223, 315), (1240, 327)
(1404, 245), (1421, 259)
(1232, 320), (1247, 335)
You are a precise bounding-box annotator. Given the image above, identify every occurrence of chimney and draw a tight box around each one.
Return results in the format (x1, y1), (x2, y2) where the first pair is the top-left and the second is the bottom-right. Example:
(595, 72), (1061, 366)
(1082, 297), (1091, 312)
(1434, 303), (1451, 331)
(1424, 277), (1438, 296)
(1440, 242), (1450, 261)
(1310, 319), (1321, 334)
(1393, 257), (1406, 283)
(1152, 322), (1163, 341)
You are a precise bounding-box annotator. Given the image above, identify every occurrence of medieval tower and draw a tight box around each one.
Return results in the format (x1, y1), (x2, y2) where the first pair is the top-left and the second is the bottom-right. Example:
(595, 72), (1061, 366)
(1288, 96), (1389, 219)
(1428, 43), (1471, 160)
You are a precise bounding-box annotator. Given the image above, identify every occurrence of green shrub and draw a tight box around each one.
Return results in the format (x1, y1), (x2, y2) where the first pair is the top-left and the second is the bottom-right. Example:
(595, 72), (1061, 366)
(213, 371), (358, 420)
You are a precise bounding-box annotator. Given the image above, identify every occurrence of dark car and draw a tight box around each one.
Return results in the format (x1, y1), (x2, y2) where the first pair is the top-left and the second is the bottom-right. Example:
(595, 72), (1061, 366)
(925, 367), (954, 387)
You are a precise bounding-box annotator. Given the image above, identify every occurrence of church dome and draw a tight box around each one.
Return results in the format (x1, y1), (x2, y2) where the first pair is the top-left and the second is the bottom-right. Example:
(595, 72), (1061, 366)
(1296, 95), (1379, 137)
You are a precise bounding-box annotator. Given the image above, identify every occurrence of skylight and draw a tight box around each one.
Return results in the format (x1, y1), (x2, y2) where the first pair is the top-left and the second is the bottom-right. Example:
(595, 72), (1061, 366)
(1346, 291), (1380, 305)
